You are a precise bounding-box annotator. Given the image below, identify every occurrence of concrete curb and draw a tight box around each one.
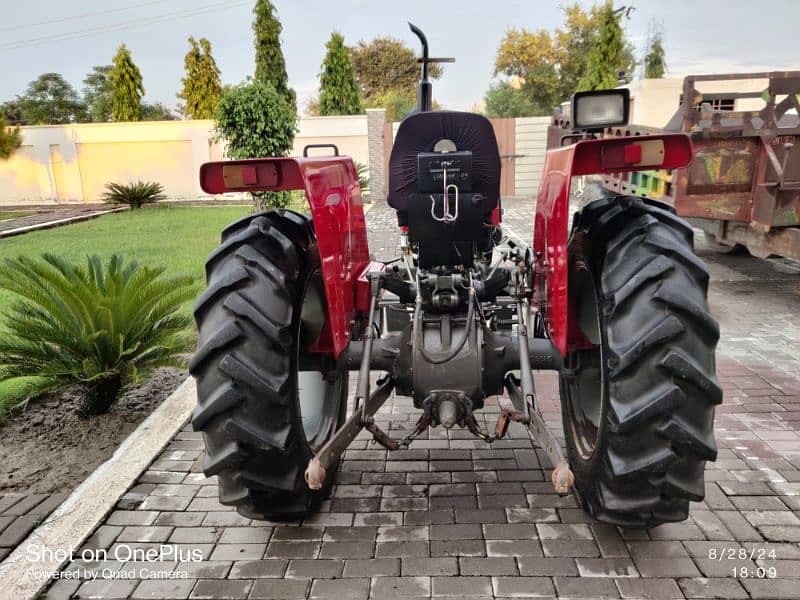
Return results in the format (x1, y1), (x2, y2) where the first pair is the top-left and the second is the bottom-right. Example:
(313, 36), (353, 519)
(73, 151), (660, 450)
(0, 377), (196, 600)
(0, 208), (126, 239)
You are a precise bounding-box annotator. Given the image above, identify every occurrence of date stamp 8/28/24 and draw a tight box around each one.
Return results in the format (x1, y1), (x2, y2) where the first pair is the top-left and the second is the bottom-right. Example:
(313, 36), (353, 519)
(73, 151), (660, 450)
(707, 547), (778, 579)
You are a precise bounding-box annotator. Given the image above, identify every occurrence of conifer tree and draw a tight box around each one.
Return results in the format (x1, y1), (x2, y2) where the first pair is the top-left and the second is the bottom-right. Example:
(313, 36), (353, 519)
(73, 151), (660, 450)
(644, 30), (667, 78)
(577, 3), (626, 91)
(109, 44), (144, 121)
(179, 37), (223, 119)
(319, 32), (362, 116)
(252, 0), (295, 109)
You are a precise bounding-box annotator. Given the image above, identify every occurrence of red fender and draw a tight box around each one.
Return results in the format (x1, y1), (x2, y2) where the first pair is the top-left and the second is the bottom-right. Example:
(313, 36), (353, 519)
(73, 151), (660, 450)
(533, 134), (694, 356)
(199, 156), (371, 358)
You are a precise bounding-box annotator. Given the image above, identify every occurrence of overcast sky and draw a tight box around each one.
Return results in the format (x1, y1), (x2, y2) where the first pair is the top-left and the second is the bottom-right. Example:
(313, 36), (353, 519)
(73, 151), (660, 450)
(2, 0), (799, 113)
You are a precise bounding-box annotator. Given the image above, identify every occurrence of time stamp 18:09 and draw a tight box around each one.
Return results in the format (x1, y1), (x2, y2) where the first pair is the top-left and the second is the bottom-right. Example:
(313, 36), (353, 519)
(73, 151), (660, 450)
(24, 543), (783, 581)
(708, 547), (779, 579)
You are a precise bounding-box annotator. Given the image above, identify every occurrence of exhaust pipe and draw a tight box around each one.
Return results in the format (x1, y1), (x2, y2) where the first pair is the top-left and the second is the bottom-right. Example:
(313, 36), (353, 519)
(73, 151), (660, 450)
(409, 23), (432, 112)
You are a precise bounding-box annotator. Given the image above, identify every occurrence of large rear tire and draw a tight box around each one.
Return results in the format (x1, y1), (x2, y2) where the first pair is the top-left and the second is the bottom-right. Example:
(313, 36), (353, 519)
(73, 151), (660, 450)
(561, 196), (721, 528)
(190, 210), (347, 520)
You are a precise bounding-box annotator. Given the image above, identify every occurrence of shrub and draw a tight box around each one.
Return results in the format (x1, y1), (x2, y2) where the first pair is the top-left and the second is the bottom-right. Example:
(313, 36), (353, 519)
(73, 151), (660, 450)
(0, 254), (195, 416)
(101, 180), (165, 209)
(214, 79), (297, 211)
(1, 114), (21, 160)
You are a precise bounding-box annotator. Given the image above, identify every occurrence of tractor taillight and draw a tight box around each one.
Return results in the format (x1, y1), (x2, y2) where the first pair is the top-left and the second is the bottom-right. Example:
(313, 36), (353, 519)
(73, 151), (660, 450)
(571, 134), (694, 176)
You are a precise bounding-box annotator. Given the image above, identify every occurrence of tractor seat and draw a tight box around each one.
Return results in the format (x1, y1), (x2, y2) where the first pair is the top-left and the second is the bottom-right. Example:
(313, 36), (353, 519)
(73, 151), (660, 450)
(387, 111), (502, 227)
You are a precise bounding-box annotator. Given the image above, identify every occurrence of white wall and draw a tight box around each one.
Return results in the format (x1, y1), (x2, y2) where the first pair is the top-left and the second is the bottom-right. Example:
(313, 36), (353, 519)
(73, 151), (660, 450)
(0, 116), (370, 206)
(627, 77), (772, 128)
(514, 117), (550, 197)
(294, 115), (368, 164)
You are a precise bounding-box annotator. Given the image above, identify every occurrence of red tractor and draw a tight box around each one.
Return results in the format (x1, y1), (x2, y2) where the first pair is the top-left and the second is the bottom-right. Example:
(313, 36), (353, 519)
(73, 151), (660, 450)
(191, 25), (720, 528)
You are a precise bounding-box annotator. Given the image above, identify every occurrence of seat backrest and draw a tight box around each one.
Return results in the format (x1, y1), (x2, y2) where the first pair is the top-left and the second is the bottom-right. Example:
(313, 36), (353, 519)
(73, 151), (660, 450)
(387, 111), (501, 217)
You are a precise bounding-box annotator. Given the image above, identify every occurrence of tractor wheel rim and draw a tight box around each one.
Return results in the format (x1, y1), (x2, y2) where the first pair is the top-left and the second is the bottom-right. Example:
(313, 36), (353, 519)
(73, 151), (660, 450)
(298, 268), (340, 451)
(566, 262), (605, 460)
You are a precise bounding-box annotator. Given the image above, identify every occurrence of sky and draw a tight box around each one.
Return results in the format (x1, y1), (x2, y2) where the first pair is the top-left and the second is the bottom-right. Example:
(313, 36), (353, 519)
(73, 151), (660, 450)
(2, 0), (799, 114)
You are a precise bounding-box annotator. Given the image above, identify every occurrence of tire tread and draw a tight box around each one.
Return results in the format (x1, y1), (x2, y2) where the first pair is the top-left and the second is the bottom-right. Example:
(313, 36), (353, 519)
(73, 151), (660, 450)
(563, 197), (719, 527)
(191, 210), (345, 520)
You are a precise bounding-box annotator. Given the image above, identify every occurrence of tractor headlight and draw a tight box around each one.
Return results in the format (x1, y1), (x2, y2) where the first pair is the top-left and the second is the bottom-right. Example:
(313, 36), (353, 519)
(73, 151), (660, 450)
(571, 89), (630, 130)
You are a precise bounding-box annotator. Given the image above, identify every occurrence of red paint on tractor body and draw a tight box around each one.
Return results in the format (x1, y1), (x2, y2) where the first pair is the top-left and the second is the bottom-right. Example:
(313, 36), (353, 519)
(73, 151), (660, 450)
(200, 156), (370, 358)
(533, 146), (571, 356)
(534, 134), (694, 356)
(355, 261), (387, 312)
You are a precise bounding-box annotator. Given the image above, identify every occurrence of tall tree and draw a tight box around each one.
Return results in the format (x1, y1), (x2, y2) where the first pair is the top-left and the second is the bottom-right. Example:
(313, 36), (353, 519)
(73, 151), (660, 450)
(0, 115), (21, 160)
(109, 44), (144, 121)
(253, 0), (295, 108)
(16, 73), (86, 124)
(577, 3), (627, 91)
(142, 102), (178, 120)
(644, 25), (667, 79)
(83, 65), (114, 122)
(304, 95), (320, 117)
(318, 32), (362, 116)
(179, 37), (223, 119)
(0, 99), (24, 125)
(495, 3), (635, 115)
(370, 89), (417, 122)
(484, 81), (537, 117)
(349, 36), (443, 105)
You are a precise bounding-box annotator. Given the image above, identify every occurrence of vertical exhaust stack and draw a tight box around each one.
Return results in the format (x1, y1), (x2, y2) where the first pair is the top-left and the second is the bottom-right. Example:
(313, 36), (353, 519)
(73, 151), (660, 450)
(408, 22), (454, 113)
(409, 23), (432, 112)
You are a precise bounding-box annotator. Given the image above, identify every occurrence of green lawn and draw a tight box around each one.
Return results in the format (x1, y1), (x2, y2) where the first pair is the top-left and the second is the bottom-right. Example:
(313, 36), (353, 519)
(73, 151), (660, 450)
(0, 205), (250, 409)
(0, 205), (249, 317)
(0, 211), (35, 221)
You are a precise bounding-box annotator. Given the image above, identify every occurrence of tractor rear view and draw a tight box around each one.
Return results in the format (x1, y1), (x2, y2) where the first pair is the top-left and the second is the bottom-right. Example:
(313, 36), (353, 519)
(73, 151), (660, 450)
(190, 24), (720, 529)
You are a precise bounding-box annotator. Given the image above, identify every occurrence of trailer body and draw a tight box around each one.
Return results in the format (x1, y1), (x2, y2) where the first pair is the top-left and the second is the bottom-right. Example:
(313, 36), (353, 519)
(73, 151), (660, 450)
(550, 72), (800, 258)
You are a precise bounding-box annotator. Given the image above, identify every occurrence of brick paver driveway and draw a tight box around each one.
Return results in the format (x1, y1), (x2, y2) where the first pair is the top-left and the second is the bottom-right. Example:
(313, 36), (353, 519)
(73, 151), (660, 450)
(47, 198), (799, 599)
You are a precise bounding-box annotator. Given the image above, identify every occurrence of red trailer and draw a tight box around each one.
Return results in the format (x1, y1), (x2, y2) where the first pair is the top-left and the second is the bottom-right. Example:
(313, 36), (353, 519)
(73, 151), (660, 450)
(549, 72), (800, 259)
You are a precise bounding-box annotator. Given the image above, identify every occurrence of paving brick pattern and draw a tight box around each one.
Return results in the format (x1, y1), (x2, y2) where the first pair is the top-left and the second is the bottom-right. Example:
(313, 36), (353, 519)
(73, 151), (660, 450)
(0, 493), (68, 562)
(43, 198), (800, 599)
(0, 207), (109, 234)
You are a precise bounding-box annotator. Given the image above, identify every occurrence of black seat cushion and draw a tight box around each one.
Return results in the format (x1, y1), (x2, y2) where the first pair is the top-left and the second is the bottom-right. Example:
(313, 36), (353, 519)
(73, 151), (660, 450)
(387, 111), (501, 219)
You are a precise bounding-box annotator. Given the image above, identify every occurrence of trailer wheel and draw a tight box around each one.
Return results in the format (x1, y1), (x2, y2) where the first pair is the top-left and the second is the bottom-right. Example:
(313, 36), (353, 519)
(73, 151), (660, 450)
(190, 210), (347, 520)
(561, 195), (721, 528)
(706, 232), (747, 255)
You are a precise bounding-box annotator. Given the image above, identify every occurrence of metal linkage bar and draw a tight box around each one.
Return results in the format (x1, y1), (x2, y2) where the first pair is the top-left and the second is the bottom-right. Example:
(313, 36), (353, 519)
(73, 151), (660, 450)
(356, 272), (383, 418)
(515, 299), (534, 423)
(503, 376), (574, 495)
(305, 377), (395, 490)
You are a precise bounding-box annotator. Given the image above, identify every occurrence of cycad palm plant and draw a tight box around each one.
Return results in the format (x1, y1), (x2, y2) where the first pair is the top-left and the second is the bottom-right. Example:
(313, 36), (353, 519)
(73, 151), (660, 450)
(355, 162), (369, 193)
(0, 254), (195, 416)
(101, 181), (165, 209)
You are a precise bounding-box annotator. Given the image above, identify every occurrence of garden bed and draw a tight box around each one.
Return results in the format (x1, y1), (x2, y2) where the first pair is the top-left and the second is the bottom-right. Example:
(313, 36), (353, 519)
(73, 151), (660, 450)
(0, 368), (187, 496)
(0, 206), (251, 494)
